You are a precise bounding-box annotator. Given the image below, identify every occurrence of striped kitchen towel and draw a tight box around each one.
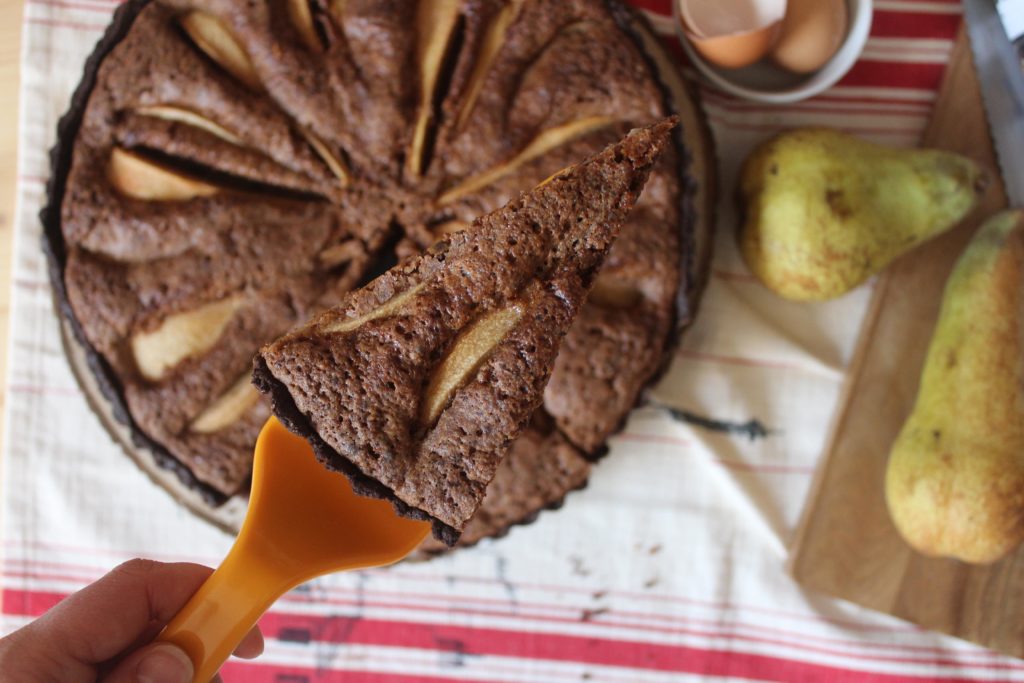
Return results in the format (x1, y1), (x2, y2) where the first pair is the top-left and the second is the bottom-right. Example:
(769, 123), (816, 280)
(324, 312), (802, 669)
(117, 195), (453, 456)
(6, 0), (1020, 680)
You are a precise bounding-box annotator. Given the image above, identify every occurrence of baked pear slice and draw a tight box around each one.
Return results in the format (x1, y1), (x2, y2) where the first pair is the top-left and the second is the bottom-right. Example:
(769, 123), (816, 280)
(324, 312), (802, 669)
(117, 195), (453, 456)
(253, 119), (674, 544)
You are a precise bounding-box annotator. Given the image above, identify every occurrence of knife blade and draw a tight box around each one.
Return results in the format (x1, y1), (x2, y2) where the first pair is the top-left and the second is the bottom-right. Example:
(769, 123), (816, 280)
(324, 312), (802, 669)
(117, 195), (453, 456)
(963, 0), (1024, 206)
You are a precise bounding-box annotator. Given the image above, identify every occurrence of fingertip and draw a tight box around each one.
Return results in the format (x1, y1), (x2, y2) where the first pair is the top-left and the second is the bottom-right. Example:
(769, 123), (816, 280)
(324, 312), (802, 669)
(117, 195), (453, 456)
(232, 625), (264, 660)
(134, 643), (194, 683)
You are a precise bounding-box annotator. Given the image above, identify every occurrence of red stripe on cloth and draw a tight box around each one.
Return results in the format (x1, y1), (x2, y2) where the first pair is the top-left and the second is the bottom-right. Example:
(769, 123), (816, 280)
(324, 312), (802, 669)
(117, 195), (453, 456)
(705, 118), (920, 137)
(7, 384), (83, 396)
(871, 10), (961, 39)
(7, 566), (968, 662)
(219, 663), (504, 683)
(237, 599), (1018, 666)
(219, 658), (804, 683)
(629, 0), (674, 16)
(14, 277), (52, 290)
(2, 588), (65, 616)
(0, 570), (916, 661)
(638, 0), (962, 42)
(702, 90), (935, 109)
(2, 590), (991, 680)
(7, 582), (1019, 670)
(254, 612), (988, 682)
(698, 85), (935, 114)
(25, 0), (119, 12)
(225, 652), (746, 683)
(838, 60), (947, 91)
(705, 99), (931, 117)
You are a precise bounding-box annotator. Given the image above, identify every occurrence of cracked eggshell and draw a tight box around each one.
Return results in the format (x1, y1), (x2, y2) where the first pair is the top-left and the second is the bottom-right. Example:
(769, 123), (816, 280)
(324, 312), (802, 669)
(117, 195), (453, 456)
(678, 0), (786, 69)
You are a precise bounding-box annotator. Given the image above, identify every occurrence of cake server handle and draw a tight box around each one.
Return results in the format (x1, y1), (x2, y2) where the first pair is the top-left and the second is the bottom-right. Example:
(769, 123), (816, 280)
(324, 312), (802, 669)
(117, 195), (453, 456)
(156, 533), (294, 683)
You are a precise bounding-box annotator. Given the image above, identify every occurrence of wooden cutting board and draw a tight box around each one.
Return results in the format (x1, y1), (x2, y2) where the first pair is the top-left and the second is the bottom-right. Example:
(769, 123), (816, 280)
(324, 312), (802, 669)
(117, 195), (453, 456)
(788, 28), (1022, 657)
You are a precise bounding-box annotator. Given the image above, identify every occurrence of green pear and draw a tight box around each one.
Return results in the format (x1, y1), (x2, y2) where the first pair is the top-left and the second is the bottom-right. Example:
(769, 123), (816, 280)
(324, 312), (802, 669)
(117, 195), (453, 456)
(739, 128), (986, 300)
(885, 210), (1024, 564)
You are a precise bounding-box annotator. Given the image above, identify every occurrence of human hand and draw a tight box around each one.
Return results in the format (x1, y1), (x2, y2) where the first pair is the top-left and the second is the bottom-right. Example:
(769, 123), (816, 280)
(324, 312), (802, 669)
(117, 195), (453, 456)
(0, 558), (263, 682)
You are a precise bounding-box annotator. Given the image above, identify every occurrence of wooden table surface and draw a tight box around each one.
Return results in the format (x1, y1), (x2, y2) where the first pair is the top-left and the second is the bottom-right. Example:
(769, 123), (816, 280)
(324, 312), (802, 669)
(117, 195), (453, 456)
(0, 2), (22, 450)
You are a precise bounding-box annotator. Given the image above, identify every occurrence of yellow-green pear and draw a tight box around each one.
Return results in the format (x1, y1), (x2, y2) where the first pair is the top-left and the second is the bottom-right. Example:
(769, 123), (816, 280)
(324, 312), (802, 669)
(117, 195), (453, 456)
(739, 128), (986, 300)
(885, 210), (1024, 564)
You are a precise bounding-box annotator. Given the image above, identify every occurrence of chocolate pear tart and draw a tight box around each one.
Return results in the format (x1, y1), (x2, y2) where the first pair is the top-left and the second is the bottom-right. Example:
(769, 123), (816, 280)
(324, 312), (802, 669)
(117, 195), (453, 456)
(43, 0), (715, 547)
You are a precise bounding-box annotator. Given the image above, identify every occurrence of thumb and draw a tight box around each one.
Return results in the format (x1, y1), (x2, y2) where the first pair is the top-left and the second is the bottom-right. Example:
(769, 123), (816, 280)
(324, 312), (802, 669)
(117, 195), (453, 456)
(102, 642), (195, 683)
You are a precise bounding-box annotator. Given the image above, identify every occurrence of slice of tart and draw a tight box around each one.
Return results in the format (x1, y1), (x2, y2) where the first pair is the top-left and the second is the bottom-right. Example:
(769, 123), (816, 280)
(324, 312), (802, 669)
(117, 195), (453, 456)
(253, 119), (674, 544)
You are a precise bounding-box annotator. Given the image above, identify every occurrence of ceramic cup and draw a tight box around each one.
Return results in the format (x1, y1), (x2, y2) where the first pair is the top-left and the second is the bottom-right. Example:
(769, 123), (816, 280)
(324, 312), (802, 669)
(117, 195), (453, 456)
(673, 0), (874, 104)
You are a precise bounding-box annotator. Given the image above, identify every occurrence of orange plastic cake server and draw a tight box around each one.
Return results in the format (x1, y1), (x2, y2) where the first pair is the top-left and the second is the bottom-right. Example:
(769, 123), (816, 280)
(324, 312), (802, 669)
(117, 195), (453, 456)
(156, 417), (430, 682)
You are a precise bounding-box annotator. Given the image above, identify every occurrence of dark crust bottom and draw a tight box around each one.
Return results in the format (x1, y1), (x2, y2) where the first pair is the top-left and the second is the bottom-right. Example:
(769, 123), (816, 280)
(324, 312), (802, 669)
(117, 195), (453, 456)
(40, 0), (228, 506)
(42, 0), (716, 540)
(412, 475), (591, 559)
(580, 2), (712, 463)
(606, 2), (701, 336)
(252, 355), (461, 546)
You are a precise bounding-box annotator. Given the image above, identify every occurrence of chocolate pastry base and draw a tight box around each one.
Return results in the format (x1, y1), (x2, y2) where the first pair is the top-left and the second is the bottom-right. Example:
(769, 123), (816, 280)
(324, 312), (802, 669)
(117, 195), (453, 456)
(43, 0), (716, 546)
